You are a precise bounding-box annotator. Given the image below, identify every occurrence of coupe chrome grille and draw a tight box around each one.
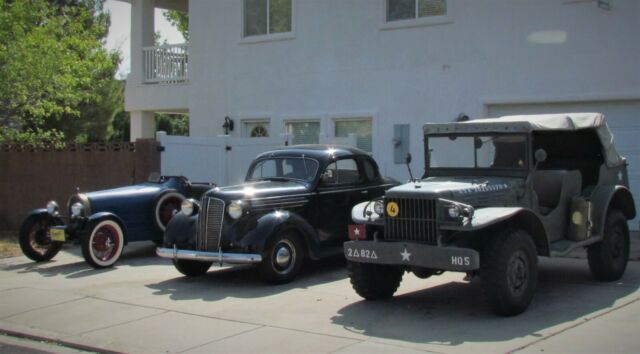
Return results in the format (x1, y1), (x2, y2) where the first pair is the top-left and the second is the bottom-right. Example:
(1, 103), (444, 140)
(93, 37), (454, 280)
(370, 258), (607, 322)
(197, 197), (225, 251)
(385, 198), (438, 245)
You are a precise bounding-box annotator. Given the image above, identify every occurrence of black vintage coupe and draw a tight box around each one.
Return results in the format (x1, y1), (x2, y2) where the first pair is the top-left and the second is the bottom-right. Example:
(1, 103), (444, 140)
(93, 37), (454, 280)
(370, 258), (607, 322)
(157, 145), (397, 283)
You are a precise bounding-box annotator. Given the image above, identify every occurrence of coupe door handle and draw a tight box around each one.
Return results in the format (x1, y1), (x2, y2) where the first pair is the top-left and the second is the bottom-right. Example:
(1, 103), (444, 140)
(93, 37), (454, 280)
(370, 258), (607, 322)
(360, 190), (369, 194)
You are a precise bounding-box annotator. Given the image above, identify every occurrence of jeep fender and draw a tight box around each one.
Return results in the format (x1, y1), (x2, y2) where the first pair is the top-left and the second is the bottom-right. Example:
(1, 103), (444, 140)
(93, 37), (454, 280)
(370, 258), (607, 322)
(590, 185), (636, 236)
(443, 207), (550, 256)
(87, 212), (129, 244)
(234, 210), (321, 259)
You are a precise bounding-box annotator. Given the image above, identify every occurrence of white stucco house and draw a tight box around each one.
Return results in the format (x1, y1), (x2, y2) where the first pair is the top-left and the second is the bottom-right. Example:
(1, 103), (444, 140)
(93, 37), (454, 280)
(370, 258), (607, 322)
(121, 0), (639, 227)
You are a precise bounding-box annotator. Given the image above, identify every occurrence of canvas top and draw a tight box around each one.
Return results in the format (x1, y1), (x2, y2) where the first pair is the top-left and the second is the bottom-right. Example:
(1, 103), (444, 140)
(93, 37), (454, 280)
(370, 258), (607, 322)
(423, 112), (624, 167)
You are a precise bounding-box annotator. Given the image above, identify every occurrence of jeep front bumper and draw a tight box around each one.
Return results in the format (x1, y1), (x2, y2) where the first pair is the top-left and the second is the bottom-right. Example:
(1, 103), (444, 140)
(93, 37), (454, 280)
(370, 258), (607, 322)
(344, 241), (479, 271)
(156, 247), (262, 265)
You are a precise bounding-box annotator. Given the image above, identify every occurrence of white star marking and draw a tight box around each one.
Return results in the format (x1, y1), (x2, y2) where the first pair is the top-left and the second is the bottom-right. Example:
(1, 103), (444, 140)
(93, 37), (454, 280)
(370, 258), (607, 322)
(400, 248), (411, 262)
(354, 228), (360, 236)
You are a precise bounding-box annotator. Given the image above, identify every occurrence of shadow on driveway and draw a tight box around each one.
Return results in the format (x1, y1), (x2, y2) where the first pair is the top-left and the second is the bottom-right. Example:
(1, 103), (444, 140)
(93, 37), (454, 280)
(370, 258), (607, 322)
(330, 258), (640, 346)
(145, 256), (348, 301)
(2, 242), (166, 279)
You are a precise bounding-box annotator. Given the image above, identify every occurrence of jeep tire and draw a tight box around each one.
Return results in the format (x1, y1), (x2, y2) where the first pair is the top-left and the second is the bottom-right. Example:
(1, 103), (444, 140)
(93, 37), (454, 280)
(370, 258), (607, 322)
(481, 229), (538, 316)
(173, 259), (212, 276)
(587, 209), (629, 281)
(348, 261), (404, 300)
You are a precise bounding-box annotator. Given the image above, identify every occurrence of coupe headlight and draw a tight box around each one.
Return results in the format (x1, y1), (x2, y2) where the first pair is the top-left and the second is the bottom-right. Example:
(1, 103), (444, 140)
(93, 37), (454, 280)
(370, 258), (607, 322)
(227, 201), (243, 219)
(181, 199), (199, 216)
(46, 201), (59, 215)
(373, 200), (385, 216)
(71, 202), (84, 217)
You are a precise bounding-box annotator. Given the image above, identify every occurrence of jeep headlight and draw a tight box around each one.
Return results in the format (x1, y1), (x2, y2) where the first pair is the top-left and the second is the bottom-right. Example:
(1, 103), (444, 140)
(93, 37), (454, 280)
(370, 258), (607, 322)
(227, 201), (243, 219)
(440, 199), (474, 223)
(181, 199), (199, 216)
(373, 200), (385, 216)
(70, 202), (84, 217)
(46, 201), (59, 215)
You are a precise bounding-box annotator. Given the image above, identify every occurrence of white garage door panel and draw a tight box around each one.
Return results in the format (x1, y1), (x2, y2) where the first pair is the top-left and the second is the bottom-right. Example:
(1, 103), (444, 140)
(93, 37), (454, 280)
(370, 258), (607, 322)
(488, 100), (640, 230)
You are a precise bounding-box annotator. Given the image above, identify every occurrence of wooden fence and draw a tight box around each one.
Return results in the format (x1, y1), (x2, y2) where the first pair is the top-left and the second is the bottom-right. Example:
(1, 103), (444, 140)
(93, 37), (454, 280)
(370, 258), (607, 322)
(0, 140), (160, 231)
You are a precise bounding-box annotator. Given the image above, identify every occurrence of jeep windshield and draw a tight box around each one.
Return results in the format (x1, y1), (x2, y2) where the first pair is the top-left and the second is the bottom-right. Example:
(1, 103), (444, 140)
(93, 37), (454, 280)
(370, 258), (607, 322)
(247, 157), (319, 182)
(427, 134), (528, 171)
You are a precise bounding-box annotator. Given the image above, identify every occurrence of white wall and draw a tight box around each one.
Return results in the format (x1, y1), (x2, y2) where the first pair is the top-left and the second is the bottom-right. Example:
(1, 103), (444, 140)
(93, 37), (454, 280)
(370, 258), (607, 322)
(186, 0), (640, 181)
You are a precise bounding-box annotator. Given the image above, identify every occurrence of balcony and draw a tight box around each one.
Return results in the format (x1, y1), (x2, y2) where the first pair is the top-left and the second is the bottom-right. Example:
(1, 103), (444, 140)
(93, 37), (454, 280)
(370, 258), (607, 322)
(142, 43), (189, 84)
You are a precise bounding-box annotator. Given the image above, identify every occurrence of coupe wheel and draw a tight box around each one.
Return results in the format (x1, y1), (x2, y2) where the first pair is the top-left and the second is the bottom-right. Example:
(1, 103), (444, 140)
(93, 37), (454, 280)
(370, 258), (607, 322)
(81, 219), (124, 268)
(173, 259), (212, 276)
(481, 229), (538, 316)
(259, 232), (303, 284)
(19, 214), (63, 262)
(588, 209), (629, 281)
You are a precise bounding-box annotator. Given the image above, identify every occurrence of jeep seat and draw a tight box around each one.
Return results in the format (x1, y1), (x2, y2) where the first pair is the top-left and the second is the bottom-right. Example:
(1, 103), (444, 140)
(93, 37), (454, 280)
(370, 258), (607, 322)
(533, 170), (582, 242)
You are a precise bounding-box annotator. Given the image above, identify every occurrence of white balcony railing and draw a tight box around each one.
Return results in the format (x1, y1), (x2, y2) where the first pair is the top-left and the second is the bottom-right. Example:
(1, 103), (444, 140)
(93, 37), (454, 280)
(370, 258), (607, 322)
(143, 43), (189, 84)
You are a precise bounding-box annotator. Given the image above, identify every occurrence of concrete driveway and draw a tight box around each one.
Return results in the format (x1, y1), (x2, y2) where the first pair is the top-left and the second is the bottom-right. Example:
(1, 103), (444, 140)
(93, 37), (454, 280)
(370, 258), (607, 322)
(1, 239), (639, 354)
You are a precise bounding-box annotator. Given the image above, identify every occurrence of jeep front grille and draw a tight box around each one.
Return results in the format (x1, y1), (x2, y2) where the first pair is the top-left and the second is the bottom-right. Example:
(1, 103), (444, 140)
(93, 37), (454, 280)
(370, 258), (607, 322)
(197, 197), (225, 251)
(385, 198), (438, 245)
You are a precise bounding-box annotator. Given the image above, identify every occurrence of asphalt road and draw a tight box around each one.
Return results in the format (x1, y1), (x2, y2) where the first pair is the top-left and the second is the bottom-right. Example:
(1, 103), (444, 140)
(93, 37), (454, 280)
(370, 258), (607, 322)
(1, 236), (639, 354)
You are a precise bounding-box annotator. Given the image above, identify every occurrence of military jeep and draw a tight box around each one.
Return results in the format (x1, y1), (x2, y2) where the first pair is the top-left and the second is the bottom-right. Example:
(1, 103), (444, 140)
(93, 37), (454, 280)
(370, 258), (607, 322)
(344, 113), (636, 316)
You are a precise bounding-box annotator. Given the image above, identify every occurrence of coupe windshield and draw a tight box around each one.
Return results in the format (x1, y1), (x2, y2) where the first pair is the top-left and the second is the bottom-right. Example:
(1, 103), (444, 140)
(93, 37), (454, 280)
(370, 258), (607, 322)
(428, 134), (528, 169)
(247, 157), (319, 182)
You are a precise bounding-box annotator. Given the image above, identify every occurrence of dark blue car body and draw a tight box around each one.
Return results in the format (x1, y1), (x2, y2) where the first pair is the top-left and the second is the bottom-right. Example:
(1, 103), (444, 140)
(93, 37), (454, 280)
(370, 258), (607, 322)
(19, 176), (214, 268)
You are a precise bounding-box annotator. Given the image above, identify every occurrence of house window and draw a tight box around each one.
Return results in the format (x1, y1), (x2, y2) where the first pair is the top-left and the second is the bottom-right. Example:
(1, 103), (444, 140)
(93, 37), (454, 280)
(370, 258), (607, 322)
(335, 118), (372, 152)
(242, 119), (270, 137)
(285, 121), (320, 145)
(386, 0), (447, 22)
(244, 0), (292, 37)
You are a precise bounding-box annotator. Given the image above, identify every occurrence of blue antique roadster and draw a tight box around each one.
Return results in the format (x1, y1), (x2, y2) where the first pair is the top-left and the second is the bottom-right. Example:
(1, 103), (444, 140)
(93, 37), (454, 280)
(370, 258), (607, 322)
(19, 175), (214, 268)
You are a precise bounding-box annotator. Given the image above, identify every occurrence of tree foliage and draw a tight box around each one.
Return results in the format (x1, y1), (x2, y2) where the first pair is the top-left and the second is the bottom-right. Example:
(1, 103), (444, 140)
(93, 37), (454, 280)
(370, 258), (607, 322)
(163, 10), (189, 41)
(0, 0), (121, 146)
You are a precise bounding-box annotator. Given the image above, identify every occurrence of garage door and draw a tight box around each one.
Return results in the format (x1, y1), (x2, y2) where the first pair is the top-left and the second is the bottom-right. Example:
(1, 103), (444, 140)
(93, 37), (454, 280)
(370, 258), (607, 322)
(488, 100), (640, 230)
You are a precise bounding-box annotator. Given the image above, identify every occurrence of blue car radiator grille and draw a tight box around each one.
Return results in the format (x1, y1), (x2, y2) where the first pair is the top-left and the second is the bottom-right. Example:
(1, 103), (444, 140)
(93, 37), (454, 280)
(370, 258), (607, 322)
(197, 197), (225, 251)
(385, 198), (438, 245)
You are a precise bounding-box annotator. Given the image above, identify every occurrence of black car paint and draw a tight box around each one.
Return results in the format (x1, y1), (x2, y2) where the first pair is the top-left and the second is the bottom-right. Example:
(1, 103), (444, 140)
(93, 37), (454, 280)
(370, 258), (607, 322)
(164, 145), (397, 260)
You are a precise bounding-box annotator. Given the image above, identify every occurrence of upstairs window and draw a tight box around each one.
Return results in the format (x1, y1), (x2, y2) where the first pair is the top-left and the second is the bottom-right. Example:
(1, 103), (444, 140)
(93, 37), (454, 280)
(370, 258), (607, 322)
(387, 0), (447, 21)
(244, 0), (292, 37)
(335, 118), (373, 153)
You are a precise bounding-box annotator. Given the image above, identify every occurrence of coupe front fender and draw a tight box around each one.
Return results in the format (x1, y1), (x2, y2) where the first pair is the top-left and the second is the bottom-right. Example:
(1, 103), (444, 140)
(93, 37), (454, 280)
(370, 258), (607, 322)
(233, 211), (320, 259)
(163, 212), (198, 248)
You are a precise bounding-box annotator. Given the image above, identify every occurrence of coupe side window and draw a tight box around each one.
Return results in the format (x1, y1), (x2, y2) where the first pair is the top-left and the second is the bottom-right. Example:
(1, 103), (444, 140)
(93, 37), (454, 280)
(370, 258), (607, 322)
(322, 159), (362, 185)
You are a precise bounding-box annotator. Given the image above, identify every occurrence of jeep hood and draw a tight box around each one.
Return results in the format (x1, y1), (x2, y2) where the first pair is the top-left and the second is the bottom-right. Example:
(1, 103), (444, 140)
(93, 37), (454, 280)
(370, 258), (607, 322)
(386, 177), (520, 207)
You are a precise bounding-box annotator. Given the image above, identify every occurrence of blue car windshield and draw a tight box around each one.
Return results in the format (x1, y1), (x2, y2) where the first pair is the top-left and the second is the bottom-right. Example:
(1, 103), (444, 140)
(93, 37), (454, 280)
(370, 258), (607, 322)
(247, 157), (319, 182)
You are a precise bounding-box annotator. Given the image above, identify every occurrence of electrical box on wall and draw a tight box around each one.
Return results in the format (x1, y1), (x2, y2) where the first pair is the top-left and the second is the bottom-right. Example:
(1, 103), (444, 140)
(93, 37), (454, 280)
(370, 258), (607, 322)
(393, 124), (410, 164)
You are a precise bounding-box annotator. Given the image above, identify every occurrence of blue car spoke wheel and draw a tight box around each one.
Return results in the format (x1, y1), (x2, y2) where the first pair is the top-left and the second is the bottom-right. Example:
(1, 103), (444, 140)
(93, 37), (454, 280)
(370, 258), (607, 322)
(154, 191), (185, 232)
(19, 214), (63, 262)
(82, 219), (124, 269)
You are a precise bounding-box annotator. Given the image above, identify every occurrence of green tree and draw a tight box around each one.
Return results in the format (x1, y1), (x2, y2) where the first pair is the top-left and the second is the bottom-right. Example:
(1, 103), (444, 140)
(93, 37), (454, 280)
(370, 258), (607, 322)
(0, 0), (120, 146)
(163, 10), (189, 41)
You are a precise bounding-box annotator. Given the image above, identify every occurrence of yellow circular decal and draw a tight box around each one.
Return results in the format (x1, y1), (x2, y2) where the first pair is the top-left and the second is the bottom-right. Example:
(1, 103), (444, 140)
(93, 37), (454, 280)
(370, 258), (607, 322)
(386, 202), (399, 217)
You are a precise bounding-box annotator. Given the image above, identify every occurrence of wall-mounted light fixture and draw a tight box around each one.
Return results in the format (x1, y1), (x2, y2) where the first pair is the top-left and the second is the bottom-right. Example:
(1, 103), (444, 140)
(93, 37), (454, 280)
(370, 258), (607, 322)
(222, 116), (235, 135)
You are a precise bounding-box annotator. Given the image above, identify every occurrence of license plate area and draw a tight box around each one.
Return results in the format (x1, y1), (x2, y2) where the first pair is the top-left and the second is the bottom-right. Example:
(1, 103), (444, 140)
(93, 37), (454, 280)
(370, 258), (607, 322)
(50, 227), (66, 242)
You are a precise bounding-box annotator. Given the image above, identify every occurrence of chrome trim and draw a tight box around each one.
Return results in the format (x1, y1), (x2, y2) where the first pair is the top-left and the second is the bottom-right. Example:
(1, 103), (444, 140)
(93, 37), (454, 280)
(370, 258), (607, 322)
(156, 247), (262, 264)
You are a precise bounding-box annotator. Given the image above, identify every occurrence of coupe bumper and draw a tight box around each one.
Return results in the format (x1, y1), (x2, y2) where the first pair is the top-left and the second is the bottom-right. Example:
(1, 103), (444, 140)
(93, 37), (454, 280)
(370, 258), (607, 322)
(156, 247), (263, 264)
(344, 240), (479, 271)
